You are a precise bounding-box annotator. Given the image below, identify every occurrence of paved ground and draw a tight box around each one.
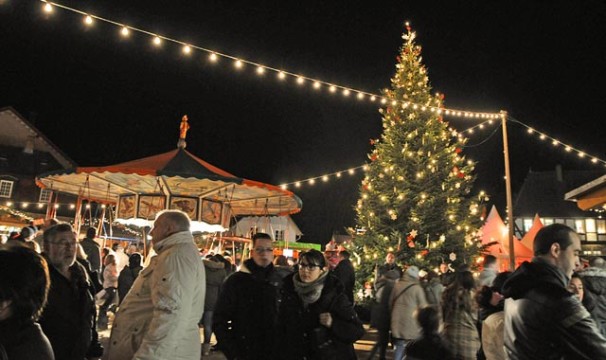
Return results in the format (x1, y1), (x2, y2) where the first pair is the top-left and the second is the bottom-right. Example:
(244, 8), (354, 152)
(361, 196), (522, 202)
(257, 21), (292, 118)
(98, 312), (394, 359)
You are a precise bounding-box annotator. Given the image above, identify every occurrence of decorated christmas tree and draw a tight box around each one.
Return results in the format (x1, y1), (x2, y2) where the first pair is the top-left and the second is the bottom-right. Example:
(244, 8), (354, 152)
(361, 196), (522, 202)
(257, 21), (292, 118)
(351, 23), (485, 288)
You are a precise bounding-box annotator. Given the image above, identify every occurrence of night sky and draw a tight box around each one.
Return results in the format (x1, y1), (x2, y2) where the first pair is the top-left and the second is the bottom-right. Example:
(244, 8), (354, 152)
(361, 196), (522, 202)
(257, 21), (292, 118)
(2, 0), (605, 244)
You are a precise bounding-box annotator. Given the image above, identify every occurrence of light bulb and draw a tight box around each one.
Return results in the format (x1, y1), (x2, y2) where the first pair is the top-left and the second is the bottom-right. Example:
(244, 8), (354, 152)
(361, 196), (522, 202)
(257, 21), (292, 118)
(44, 3), (53, 13)
(182, 45), (191, 54)
(278, 71), (286, 80)
(234, 60), (243, 68)
(313, 81), (321, 89)
(153, 36), (162, 46)
(209, 53), (218, 62)
(84, 15), (93, 25)
(256, 66), (265, 75)
(121, 27), (129, 36)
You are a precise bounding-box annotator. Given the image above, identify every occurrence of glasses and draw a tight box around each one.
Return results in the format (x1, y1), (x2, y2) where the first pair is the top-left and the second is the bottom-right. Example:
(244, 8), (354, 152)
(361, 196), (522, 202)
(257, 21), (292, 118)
(253, 247), (273, 253)
(299, 263), (321, 271)
(48, 240), (77, 248)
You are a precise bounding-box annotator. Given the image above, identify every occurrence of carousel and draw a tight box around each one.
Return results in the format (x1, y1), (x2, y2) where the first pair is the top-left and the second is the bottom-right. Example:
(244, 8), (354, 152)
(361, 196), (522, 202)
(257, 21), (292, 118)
(36, 115), (302, 257)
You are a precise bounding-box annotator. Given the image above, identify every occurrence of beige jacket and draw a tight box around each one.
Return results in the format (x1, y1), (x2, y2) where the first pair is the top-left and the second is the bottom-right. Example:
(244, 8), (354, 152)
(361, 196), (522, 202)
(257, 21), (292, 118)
(104, 231), (206, 360)
(389, 274), (427, 340)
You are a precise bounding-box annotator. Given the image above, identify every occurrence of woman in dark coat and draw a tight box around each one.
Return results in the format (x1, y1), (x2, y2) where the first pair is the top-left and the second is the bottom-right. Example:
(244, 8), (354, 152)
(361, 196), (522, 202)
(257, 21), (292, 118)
(117, 252), (143, 304)
(275, 249), (364, 360)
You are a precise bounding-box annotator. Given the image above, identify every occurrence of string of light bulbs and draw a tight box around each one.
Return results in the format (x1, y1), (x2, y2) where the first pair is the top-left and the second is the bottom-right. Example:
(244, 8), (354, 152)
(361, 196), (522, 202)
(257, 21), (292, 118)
(35, 0), (501, 119)
(3, 200), (108, 210)
(279, 120), (499, 190)
(509, 117), (606, 167)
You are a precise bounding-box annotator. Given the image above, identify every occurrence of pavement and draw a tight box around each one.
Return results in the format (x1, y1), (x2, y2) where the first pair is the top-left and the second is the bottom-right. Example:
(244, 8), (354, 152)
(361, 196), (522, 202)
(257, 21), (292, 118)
(98, 312), (394, 359)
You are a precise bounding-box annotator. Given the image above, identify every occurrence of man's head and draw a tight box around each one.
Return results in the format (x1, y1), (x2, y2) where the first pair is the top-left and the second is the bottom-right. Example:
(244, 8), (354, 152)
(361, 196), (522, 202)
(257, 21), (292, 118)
(43, 223), (78, 270)
(251, 232), (274, 268)
(0, 247), (50, 322)
(483, 255), (497, 270)
(126, 244), (138, 255)
(86, 227), (97, 239)
(534, 224), (581, 278)
(150, 210), (190, 248)
(20, 226), (35, 241)
(385, 252), (395, 264)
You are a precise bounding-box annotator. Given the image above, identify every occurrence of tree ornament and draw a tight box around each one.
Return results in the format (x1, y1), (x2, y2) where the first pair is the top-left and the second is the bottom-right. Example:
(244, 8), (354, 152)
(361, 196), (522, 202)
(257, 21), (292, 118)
(457, 172), (465, 179)
(371, 154), (378, 162)
(390, 213), (398, 220)
(449, 252), (457, 261)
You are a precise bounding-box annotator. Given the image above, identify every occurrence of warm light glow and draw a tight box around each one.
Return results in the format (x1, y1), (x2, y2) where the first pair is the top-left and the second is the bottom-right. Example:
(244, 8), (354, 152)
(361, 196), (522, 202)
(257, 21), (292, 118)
(183, 45), (191, 54)
(527, 128), (533, 134)
(565, 146), (572, 152)
(70, 204), (76, 209)
(234, 59), (243, 68)
(121, 26), (129, 36)
(539, 134), (546, 140)
(295, 182), (301, 188)
(322, 175), (329, 182)
(278, 71), (286, 80)
(357, 92), (364, 100)
(280, 184), (287, 190)
(54, 204), (59, 208)
(313, 81), (321, 89)
(256, 66), (265, 75)
(297, 77), (304, 85)
(6, 201), (12, 207)
(38, 203), (44, 208)
(381, 98), (387, 104)
(44, 3), (53, 13)
(153, 36), (162, 46)
(336, 172), (341, 178)
(84, 15), (93, 25)
(209, 53), (218, 62)
(329, 85), (336, 93)
(309, 179), (316, 185)
(349, 169), (355, 175)
(85, 204), (91, 209)
(22, 202), (29, 208)
(370, 96), (376, 102)
(343, 89), (350, 96)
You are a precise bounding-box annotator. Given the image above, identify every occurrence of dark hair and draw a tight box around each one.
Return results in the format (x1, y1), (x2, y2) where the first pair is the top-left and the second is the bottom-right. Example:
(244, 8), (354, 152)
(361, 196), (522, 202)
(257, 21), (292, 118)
(252, 232), (272, 246)
(442, 271), (476, 320)
(339, 250), (351, 259)
(43, 222), (74, 245)
(86, 227), (97, 238)
(534, 224), (576, 256)
(274, 255), (289, 266)
(416, 305), (441, 335)
(491, 271), (511, 293)
(475, 285), (496, 309)
(0, 247), (50, 321)
(483, 255), (497, 267)
(129, 253), (142, 268)
(299, 249), (327, 268)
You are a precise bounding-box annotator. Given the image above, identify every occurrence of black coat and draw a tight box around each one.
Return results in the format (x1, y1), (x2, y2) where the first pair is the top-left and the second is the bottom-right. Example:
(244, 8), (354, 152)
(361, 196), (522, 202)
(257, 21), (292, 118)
(578, 266), (606, 337)
(38, 258), (95, 360)
(332, 259), (356, 304)
(502, 258), (606, 360)
(213, 259), (283, 360)
(275, 273), (365, 360)
(0, 319), (54, 360)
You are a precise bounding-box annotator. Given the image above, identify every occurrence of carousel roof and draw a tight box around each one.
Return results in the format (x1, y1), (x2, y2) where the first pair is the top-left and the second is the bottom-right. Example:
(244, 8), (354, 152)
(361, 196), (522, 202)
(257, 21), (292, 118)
(36, 147), (302, 216)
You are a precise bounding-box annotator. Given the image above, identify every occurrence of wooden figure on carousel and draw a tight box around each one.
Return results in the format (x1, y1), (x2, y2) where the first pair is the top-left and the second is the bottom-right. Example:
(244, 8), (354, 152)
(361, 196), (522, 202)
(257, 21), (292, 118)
(178, 114), (190, 148)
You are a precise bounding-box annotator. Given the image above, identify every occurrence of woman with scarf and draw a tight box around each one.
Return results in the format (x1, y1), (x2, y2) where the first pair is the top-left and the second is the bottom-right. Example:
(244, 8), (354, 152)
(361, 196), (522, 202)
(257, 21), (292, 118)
(275, 249), (364, 360)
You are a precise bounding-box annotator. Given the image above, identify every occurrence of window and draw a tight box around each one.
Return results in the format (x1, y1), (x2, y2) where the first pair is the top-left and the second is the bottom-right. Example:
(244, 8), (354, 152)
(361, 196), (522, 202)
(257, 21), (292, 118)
(597, 220), (606, 234)
(542, 218), (554, 226)
(275, 230), (285, 241)
(39, 189), (53, 203)
(586, 219), (596, 233)
(523, 218), (533, 232)
(0, 180), (14, 198)
(575, 219), (585, 234)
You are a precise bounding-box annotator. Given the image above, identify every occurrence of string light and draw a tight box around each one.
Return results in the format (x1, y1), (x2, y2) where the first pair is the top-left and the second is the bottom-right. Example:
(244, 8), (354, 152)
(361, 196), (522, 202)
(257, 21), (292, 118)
(511, 117), (606, 167)
(36, 0), (499, 118)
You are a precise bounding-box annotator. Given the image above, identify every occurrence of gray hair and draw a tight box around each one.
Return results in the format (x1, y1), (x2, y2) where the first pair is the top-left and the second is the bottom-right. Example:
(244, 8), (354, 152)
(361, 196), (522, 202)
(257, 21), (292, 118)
(156, 210), (190, 232)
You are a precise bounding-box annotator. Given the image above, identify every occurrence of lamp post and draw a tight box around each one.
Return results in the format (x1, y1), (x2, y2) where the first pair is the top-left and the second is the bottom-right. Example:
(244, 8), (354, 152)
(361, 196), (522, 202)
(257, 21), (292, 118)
(501, 110), (515, 270)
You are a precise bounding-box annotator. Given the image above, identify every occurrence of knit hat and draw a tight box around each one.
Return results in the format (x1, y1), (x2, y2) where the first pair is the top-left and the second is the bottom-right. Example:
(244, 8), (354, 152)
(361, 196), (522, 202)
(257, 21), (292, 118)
(406, 265), (420, 279)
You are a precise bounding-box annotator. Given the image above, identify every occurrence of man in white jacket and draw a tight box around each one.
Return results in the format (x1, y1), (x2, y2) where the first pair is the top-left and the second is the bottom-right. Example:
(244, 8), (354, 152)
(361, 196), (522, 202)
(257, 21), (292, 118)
(104, 210), (206, 360)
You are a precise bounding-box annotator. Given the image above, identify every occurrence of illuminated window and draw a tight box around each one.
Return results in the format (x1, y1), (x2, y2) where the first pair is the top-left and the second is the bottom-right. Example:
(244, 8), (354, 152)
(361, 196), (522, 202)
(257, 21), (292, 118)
(542, 218), (554, 226)
(0, 180), (14, 198)
(597, 220), (606, 234)
(275, 230), (285, 241)
(586, 219), (596, 233)
(523, 218), (533, 232)
(575, 219), (585, 233)
(39, 189), (53, 203)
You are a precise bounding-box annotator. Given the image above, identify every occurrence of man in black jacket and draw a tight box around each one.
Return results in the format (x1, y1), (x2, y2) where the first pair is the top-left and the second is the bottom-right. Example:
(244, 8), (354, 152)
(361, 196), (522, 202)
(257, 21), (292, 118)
(38, 223), (97, 360)
(503, 224), (606, 359)
(213, 233), (284, 360)
(332, 250), (356, 305)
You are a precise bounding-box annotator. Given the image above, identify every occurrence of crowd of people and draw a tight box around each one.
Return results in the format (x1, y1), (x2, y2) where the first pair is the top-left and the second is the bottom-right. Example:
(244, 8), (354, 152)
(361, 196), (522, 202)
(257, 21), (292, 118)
(3, 216), (606, 360)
